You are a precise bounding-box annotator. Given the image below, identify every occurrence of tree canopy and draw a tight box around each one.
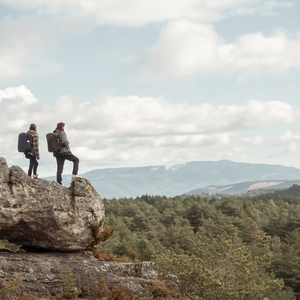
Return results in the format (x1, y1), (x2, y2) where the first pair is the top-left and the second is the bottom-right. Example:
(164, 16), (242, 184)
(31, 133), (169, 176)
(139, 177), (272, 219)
(99, 190), (300, 299)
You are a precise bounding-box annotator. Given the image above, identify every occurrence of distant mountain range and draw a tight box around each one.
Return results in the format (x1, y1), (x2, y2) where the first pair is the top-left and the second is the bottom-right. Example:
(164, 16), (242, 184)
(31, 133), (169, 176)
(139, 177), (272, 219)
(43, 160), (300, 198)
(185, 180), (300, 195)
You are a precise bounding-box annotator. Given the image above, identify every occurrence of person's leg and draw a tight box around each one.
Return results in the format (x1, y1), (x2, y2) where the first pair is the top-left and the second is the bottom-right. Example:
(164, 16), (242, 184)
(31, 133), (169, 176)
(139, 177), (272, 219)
(28, 155), (35, 177)
(64, 154), (79, 176)
(33, 158), (39, 176)
(27, 158), (31, 177)
(56, 156), (65, 184)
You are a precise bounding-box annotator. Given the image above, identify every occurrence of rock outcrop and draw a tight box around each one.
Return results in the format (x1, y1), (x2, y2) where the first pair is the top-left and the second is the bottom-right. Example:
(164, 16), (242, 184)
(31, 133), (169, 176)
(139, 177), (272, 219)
(0, 157), (105, 251)
(0, 252), (156, 298)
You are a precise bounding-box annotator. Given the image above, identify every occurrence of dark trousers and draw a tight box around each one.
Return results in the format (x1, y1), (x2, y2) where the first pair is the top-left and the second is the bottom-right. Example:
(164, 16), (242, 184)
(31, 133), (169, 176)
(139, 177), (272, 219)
(56, 154), (79, 184)
(26, 154), (38, 177)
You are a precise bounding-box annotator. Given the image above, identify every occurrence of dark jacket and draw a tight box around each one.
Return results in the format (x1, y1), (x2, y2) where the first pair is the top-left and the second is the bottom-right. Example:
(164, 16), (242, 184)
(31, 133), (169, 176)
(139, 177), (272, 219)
(27, 130), (40, 159)
(53, 129), (72, 156)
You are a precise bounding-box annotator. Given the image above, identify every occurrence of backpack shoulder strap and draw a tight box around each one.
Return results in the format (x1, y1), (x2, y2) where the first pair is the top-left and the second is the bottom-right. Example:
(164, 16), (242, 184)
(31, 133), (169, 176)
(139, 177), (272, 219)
(28, 132), (34, 145)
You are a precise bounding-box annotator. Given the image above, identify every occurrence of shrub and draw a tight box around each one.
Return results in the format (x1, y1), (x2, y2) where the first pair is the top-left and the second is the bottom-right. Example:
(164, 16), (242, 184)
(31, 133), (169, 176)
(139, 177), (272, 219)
(93, 247), (141, 263)
(127, 249), (140, 263)
(13, 291), (37, 300)
(78, 282), (89, 298)
(58, 266), (79, 299)
(0, 276), (23, 300)
(109, 284), (131, 300)
(96, 278), (132, 300)
(119, 256), (131, 263)
(93, 248), (120, 262)
(96, 278), (109, 299)
(152, 281), (170, 299)
(152, 281), (182, 299)
(91, 218), (115, 245)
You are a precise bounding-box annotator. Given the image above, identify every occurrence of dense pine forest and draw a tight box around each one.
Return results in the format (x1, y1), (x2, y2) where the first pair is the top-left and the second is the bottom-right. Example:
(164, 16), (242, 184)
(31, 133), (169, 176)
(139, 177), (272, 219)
(99, 184), (300, 299)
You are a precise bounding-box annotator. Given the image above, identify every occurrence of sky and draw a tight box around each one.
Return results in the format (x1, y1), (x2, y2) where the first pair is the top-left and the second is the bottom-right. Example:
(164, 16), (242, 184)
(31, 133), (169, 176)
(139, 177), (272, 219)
(0, 0), (300, 177)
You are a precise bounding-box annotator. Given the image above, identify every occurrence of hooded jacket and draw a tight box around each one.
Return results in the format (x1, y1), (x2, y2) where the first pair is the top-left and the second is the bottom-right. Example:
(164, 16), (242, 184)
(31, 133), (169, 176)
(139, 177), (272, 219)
(53, 129), (72, 156)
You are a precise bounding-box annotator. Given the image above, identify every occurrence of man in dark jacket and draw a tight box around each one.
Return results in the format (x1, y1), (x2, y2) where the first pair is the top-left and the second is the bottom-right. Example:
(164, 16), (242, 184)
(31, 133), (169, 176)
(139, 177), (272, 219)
(53, 122), (79, 185)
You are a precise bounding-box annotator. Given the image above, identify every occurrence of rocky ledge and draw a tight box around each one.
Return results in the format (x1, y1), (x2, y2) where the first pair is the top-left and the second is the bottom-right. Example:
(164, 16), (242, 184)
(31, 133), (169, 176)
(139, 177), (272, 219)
(0, 157), (105, 251)
(0, 158), (156, 298)
(0, 251), (156, 298)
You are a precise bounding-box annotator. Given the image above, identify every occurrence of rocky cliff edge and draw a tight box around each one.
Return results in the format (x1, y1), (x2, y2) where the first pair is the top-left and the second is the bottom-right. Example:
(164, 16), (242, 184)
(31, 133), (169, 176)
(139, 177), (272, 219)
(0, 157), (105, 251)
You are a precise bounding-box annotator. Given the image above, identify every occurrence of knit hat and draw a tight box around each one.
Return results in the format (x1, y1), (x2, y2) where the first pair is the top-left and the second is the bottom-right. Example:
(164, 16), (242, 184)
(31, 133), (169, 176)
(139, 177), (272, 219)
(57, 122), (65, 127)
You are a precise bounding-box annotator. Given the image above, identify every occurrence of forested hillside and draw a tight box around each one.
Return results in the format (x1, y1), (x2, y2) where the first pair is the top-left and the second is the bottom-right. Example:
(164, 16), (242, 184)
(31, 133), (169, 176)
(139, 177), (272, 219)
(100, 185), (300, 299)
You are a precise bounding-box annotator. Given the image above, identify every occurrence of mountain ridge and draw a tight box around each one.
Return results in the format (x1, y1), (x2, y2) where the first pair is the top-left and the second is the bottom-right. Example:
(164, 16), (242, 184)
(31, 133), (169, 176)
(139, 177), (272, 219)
(185, 180), (300, 196)
(42, 160), (300, 198)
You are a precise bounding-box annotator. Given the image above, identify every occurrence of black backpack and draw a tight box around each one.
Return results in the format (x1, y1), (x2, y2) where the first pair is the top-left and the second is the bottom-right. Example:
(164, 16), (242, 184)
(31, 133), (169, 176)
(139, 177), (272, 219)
(18, 132), (33, 153)
(46, 132), (62, 152)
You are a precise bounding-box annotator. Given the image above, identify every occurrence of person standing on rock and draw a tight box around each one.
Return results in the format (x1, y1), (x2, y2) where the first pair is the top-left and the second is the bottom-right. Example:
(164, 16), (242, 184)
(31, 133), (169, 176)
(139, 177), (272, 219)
(26, 124), (40, 178)
(53, 122), (79, 185)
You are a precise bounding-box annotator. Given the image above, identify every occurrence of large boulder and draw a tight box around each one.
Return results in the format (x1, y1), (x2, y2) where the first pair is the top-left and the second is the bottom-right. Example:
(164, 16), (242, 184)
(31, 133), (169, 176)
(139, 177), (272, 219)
(0, 252), (156, 298)
(0, 157), (105, 251)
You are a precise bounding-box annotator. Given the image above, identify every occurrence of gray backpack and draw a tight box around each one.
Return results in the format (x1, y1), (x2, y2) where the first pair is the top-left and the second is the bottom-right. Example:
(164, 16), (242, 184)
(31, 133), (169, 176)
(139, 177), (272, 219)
(46, 133), (62, 152)
(18, 132), (33, 153)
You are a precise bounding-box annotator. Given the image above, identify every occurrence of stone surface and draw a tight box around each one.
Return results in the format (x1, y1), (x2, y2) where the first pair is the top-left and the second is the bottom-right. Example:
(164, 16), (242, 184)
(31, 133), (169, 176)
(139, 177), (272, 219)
(0, 157), (105, 251)
(0, 252), (156, 298)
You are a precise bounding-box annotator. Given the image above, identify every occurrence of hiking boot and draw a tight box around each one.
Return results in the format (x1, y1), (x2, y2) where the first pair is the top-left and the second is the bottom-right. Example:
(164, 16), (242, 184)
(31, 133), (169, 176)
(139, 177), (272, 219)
(32, 174), (39, 179)
(72, 175), (81, 181)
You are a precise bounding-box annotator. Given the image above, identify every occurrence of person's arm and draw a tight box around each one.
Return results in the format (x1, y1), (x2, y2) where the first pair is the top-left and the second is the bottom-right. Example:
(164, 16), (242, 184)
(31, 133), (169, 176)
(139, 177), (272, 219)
(32, 134), (40, 160)
(59, 131), (69, 147)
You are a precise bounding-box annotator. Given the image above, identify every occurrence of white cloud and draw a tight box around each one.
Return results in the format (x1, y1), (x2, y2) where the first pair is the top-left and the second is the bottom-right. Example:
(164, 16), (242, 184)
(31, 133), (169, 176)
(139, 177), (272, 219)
(0, 14), (95, 83)
(274, 131), (300, 143)
(274, 131), (300, 152)
(0, 0), (293, 25)
(53, 97), (297, 137)
(242, 134), (265, 145)
(287, 141), (299, 152)
(228, 0), (294, 16)
(146, 19), (300, 77)
(0, 17), (40, 82)
(0, 85), (38, 104)
(1, 86), (300, 171)
(0, 0), (294, 82)
(0, 16), (65, 83)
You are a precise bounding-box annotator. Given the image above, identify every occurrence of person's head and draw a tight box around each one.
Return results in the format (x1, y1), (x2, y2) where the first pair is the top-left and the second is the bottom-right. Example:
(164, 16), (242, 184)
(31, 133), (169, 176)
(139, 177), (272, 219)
(29, 123), (37, 133)
(57, 122), (65, 130)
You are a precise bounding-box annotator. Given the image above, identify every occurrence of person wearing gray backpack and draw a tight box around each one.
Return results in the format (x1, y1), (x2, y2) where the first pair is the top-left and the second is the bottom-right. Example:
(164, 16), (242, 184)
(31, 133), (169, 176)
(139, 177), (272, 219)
(53, 122), (79, 185)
